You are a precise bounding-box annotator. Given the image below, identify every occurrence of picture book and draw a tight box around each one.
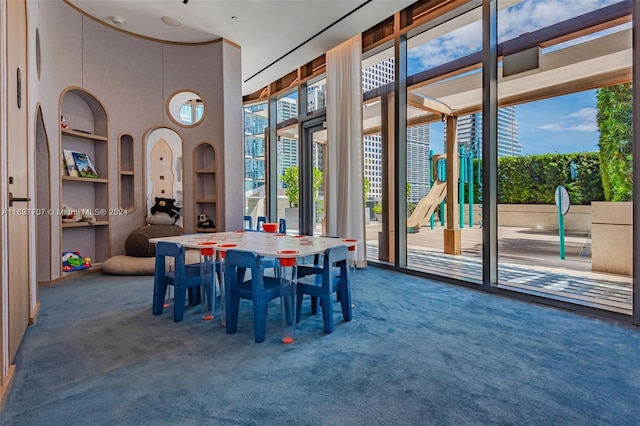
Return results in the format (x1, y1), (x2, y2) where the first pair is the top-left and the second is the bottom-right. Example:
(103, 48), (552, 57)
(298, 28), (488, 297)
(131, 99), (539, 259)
(61, 150), (69, 176)
(63, 149), (79, 177)
(72, 151), (98, 178)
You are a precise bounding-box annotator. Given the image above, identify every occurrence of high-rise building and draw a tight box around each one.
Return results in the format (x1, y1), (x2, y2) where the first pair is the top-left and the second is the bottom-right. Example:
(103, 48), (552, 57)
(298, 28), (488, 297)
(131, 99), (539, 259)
(363, 58), (431, 203)
(455, 107), (521, 157)
(243, 104), (268, 192)
(276, 97), (299, 183)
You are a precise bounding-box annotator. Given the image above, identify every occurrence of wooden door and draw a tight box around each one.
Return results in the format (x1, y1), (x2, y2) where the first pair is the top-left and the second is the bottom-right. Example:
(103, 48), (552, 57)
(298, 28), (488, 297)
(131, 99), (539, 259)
(6, 0), (31, 362)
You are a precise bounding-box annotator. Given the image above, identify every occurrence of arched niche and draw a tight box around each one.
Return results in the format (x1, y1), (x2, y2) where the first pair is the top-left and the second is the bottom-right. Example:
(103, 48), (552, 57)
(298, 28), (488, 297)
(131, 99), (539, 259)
(144, 127), (183, 220)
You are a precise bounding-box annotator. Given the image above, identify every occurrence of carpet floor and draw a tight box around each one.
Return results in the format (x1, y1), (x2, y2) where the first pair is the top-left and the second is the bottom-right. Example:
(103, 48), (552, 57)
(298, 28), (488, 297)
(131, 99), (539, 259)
(2, 267), (640, 425)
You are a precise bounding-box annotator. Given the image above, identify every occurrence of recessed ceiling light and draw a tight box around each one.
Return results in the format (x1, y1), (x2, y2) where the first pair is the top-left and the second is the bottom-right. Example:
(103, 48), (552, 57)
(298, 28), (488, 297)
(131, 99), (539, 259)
(161, 16), (182, 27)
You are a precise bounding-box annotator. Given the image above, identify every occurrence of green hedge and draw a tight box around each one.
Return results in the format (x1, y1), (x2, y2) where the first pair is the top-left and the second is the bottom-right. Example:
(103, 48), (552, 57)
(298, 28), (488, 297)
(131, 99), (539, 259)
(597, 83), (632, 202)
(463, 152), (604, 205)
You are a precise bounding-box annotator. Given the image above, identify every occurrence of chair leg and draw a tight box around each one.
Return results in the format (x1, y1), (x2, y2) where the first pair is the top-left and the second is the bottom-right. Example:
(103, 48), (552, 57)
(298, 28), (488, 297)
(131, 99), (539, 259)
(226, 292), (240, 334)
(310, 296), (319, 315)
(253, 299), (268, 343)
(188, 286), (201, 305)
(173, 288), (187, 322)
(153, 278), (167, 315)
(319, 294), (334, 333)
(339, 277), (353, 322)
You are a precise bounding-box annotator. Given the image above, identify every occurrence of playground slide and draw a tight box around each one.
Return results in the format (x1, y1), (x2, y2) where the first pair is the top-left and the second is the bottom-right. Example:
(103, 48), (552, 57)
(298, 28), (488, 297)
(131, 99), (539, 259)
(406, 180), (447, 229)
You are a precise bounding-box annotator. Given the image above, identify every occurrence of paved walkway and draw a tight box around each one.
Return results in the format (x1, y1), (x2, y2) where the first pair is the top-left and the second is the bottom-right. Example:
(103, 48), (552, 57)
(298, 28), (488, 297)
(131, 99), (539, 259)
(365, 222), (632, 315)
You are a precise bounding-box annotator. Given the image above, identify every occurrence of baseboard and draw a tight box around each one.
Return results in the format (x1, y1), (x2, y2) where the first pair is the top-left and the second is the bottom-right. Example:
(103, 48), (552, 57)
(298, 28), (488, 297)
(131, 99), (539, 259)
(29, 302), (41, 325)
(39, 265), (102, 287)
(0, 364), (16, 413)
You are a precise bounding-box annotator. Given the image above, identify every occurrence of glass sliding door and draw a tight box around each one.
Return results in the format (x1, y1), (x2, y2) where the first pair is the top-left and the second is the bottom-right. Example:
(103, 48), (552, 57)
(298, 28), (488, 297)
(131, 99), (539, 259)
(300, 119), (326, 236)
(277, 122), (299, 234)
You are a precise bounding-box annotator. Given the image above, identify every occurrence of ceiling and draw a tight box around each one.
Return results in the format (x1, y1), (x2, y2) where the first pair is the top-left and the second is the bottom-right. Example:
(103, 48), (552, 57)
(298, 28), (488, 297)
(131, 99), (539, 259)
(67, 0), (416, 95)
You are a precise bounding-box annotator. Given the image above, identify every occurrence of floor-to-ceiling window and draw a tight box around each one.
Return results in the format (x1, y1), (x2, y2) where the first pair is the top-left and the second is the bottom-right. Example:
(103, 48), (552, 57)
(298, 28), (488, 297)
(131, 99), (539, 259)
(495, 0), (633, 314)
(360, 0), (633, 319)
(401, 2), (485, 282)
(245, 0), (636, 323)
(362, 45), (394, 263)
(243, 102), (268, 225)
(275, 89), (299, 232)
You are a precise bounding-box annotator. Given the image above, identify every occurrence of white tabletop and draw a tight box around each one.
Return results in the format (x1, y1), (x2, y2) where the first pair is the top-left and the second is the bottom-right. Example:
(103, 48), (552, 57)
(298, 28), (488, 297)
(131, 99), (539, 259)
(150, 231), (357, 258)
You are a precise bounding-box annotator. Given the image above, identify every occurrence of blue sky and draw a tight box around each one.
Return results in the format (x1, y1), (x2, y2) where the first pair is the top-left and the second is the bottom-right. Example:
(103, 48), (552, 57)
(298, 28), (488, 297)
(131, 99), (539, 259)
(427, 90), (600, 156)
(405, 0), (620, 156)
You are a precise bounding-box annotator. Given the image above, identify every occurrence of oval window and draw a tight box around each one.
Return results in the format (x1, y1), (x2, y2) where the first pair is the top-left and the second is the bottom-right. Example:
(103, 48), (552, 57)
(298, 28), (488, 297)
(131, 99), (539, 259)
(167, 90), (206, 127)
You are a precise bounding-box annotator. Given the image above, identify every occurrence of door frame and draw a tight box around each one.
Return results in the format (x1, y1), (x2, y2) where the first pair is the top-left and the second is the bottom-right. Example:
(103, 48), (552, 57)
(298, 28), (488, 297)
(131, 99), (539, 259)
(299, 116), (325, 236)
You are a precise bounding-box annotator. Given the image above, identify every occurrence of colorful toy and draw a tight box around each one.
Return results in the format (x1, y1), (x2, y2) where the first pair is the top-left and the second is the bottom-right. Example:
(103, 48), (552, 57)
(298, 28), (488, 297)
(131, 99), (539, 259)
(62, 251), (92, 272)
(197, 213), (215, 229)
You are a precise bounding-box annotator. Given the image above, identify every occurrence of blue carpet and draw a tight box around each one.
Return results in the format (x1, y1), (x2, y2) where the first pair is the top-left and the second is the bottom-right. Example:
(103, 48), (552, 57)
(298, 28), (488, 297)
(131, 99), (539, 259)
(2, 267), (639, 425)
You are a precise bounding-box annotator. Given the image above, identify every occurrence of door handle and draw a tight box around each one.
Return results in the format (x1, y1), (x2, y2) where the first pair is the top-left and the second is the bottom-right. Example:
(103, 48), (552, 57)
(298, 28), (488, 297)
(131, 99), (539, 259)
(9, 192), (30, 207)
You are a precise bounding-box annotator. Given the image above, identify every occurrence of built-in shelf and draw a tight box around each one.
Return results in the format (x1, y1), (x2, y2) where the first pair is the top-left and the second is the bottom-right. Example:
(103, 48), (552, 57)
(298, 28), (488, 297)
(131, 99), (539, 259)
(62, 176), (108, 184)
(60, 87), (110, 274)
(193, 142), (217, 232)
(118, 133), (135, 211)
(62, 128), (107, 141)
(62, 220), (109, 228)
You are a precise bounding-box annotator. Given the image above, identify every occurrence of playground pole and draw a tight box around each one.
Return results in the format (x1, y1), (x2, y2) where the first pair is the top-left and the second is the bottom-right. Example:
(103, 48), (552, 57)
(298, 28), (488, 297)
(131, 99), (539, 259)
(459, 147), (465, 229)
(439, 159), (445, 226)
(469, 152), (474, 227)
(429, 150), (434, 230)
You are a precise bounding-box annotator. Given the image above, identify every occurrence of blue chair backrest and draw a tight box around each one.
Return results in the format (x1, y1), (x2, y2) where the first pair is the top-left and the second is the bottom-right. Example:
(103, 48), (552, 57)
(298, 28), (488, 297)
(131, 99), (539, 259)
(256, 216), (267, 231)
(323, 245), (349, 286)
(279, 218), (286, 234)
(243, 215), (253, 230)
(225, 249), (267, 293)
(155, 241), (186, 279)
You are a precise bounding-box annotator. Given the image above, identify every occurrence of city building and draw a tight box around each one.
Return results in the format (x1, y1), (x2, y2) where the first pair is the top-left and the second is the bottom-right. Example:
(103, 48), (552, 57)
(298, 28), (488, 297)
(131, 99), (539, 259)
(363, 58), (431, 203)
(454, 106), (522, 158)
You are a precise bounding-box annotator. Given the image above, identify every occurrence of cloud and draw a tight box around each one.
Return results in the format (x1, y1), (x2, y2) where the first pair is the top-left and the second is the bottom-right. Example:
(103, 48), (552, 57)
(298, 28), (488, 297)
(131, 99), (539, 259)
(538, 107), (598, 132)
(497, 0), (613, 41)
(408, 0), (619, 71)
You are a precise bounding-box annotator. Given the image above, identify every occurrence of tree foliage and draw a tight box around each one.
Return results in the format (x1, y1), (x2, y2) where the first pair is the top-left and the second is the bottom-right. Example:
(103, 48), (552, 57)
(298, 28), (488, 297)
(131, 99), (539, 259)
(280, 166), (323, 208)
(363, 177), (370, 206)
(596, 83), (632, 201)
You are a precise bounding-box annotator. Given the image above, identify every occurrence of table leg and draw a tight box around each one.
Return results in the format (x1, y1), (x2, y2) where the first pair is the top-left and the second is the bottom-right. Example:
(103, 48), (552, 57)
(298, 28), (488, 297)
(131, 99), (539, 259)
(201, 250), (214, 321)
(219, 255), (226, 327)
(279, 261), (297, 344)
(348, 245), (357, 308)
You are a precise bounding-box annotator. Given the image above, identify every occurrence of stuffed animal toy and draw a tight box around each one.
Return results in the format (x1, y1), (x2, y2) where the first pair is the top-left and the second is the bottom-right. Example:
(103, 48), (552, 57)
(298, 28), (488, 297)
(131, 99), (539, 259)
(61, 251), (91, 272)
(61, 204), (96, 224)
(197, 213), (215, 229)
(146, 197), (181, 225)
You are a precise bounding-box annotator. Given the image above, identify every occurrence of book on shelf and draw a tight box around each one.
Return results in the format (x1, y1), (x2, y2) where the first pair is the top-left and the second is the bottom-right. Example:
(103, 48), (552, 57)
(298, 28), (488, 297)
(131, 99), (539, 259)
(71, 151), (99, 178)
(61, 150), (69, 176)
(62, 149), (79, 177)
